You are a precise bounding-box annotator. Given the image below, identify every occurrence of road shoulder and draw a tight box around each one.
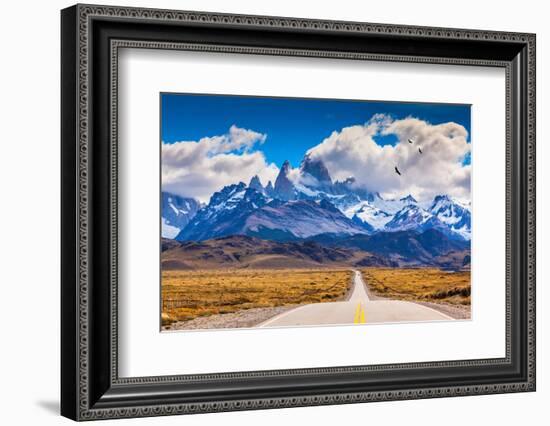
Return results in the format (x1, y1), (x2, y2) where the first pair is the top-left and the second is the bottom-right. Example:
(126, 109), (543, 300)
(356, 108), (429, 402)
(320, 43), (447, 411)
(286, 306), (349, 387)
(412, 301), (470, 320)
(163, 305), (300, 331)
(361, 274), (471, 320)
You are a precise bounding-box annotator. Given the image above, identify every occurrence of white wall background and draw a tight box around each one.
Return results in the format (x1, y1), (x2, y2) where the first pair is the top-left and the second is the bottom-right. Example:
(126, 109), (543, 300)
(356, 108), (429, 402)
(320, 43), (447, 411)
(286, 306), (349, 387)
(0, 0), (546, 424)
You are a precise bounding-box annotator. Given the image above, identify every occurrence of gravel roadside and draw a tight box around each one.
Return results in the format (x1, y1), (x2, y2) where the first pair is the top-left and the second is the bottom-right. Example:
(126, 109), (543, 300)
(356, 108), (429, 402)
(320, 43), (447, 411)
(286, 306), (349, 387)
(362, 280), (470, 320)
(412, 301), (471, 320)
(163, 305), (300, 331)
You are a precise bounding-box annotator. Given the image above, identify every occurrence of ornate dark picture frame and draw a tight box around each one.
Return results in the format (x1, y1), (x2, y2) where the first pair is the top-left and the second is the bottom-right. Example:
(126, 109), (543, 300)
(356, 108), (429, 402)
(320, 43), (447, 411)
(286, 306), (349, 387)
(61, 4), (536, 421)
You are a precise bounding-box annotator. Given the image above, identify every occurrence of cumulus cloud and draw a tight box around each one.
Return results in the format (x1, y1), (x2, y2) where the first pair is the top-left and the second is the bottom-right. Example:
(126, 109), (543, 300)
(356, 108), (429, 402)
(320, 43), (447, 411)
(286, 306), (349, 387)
(162, 126), (278, 203)
(306, 114), (471, 202)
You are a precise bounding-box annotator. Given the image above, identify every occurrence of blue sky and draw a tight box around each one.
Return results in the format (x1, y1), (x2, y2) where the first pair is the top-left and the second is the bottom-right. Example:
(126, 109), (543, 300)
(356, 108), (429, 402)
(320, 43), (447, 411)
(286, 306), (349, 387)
(161, 93), (471, 168)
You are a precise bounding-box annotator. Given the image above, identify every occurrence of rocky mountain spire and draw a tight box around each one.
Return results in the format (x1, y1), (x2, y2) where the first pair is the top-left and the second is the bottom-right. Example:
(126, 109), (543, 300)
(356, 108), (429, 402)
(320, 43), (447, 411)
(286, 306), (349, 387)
(299, 154), (332, 186)
(274, 160), (296, 201)
(248, 175), (264, 193)
(265, 180), (275, 197)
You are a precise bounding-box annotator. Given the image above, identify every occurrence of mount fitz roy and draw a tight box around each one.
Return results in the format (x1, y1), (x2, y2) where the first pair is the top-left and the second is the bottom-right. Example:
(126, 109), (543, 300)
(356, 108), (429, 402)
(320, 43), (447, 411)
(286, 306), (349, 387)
(164, 154), (471, 245)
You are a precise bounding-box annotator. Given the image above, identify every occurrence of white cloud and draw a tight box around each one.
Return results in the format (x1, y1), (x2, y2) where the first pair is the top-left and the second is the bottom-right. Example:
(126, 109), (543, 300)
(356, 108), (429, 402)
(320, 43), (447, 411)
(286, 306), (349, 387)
(306, 114), (471, 202)
(163, 116), (471, 205)
(162, 126), (278, 203)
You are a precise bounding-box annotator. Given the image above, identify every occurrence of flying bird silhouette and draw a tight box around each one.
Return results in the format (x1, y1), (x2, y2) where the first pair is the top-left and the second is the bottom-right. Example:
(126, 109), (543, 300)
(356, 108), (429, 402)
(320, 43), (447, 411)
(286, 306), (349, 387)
(418, 147), (423, 154)
(408, 138), (414, 144)
(395, 166), (402, 176)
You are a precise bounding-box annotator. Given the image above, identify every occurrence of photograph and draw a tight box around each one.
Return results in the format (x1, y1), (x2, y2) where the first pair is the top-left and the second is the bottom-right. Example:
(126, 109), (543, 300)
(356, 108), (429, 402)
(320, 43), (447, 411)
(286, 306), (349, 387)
(160, 94), (472, 331)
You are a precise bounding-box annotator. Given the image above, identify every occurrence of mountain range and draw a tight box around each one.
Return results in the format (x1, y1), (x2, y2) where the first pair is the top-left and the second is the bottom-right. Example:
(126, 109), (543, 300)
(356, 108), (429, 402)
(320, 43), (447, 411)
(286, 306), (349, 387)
(161, 235), (399, 270)
(161, 153), (470, 268)
(161, 229), (470, 270)
(165, 154), (470, 240)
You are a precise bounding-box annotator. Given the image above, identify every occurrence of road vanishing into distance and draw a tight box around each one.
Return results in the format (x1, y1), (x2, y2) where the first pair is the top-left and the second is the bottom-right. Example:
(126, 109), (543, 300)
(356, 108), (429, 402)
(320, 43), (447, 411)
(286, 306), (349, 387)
(259, 270), (453, 328)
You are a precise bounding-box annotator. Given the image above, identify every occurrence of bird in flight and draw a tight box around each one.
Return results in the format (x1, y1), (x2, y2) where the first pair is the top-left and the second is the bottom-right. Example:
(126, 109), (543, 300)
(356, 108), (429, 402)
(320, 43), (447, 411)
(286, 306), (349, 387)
(418, 147), (423, 154)
(395, 166), (402, 176)
(408, 138), (414, 144)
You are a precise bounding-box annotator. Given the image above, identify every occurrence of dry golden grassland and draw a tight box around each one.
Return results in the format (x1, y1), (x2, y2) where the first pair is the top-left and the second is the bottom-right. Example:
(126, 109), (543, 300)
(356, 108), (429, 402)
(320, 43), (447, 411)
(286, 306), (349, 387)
(362, 268), (471, 306)
(162, 269), (352, 325)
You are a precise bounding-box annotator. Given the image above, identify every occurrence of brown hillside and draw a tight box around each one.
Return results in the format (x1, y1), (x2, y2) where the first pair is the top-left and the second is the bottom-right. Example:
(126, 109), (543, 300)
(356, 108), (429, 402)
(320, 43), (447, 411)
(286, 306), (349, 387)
(161, 235), (395, 270)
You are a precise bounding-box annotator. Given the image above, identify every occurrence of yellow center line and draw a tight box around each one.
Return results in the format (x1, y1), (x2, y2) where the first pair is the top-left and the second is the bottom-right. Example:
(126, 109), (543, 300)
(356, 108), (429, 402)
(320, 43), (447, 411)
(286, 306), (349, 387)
(354, 302), (366, 324)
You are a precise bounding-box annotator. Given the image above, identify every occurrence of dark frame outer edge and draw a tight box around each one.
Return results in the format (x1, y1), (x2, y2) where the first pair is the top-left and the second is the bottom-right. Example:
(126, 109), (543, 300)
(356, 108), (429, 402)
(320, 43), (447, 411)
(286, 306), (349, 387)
(60, 4), (536, 421)
(61, 4), (78, 421)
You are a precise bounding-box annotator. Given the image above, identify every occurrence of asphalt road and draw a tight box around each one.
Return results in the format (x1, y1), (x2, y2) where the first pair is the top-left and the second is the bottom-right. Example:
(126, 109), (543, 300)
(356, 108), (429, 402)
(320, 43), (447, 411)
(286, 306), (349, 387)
(259, 270), (453, 328)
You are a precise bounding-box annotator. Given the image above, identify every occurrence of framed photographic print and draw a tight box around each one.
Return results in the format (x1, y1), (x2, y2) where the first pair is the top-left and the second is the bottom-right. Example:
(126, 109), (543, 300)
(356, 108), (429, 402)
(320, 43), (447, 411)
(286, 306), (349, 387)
(61, 4), (536, 421)
(159, 93), (473, 331)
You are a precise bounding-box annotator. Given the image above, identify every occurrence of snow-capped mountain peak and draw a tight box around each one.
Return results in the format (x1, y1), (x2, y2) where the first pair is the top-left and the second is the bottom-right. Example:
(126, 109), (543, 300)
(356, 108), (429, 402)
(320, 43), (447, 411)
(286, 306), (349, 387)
(344, 201), (392, 230)
(161, 192), (201, 238)
(430, 194), (471, 213)
(208, 182), (247, 211)
(384, 204), (433, 231)
(400, 194), (418, 204)
(370, 193), (417, 214)
(429, 194), (471, 240)
(380, 196), (471, 240)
